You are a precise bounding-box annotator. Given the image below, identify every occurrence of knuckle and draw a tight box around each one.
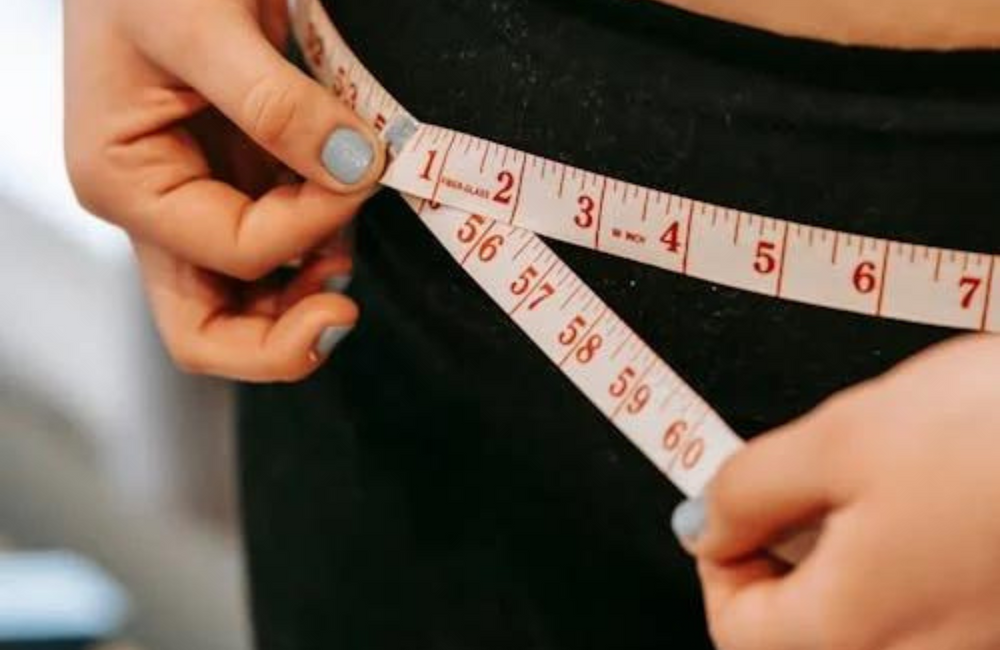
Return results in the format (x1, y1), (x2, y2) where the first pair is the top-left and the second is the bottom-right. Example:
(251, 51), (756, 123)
(815, 593), (864, 650)
(257, 351), (310, 383)
(705, 615), (737, 650)
(224, 203), (281, 281)
(225, 254), (271, 282)
(275, 362), (311, 383)
(64, 145), (112, 217)
(806, 561), (871, 650)
(811, 386), (863, 439)
(240, 74), (301, 149)
(706, 606), (765, 650)
(165, 339), (208, 376)
(708, 454), (746, 517)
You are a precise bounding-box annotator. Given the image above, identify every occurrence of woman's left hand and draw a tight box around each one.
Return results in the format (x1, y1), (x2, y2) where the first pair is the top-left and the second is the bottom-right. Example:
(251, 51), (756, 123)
(672, 334), (1000, 650)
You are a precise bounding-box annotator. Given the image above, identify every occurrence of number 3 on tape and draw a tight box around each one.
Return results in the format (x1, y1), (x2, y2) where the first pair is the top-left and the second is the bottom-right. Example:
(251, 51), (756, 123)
(290, 0), (996, 546)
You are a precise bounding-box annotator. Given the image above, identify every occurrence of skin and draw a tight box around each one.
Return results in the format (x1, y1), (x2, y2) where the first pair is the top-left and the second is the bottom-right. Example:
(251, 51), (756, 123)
(64, 0), (386, 382)
(652, 0), (1000, 48)
(64, 0), (1000, 648)
(685, 335), (1000, 650)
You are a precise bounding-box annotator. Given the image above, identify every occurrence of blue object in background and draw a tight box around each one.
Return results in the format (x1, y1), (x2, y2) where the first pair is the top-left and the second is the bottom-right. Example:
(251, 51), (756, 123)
(0, 551), (129, 644)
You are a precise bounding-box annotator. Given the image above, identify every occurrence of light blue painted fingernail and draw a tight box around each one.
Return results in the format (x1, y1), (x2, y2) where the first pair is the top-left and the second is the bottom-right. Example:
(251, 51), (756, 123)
(322, 128), (375, 185)
(323, 274), (352, 294)
(671, 496), (707, 544)
(314, 325), (353, 358)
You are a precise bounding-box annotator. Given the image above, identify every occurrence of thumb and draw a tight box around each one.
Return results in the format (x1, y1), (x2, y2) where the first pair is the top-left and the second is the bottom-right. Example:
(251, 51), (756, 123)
(672, 416), (842, 562)
(129, 0), (385, 193)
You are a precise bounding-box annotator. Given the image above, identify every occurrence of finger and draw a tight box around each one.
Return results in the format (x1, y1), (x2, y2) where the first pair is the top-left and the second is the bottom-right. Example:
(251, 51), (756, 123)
(125, 0), (385, 192)
(278, 254), (354, 309)
(131, 132), (368, 279)
(183, 109), (285, 196)
(79, 122), (367, 279)
(135, 243), (357, 382)
(698, 558), (812, 650)
(243, 254), (353, 316)
(677, 415), (846, 562)
(312, 221), (357, 260)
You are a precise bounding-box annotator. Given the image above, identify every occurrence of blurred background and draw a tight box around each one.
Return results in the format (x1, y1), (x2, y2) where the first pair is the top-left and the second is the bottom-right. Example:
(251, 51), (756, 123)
(0, 2), (251, 649)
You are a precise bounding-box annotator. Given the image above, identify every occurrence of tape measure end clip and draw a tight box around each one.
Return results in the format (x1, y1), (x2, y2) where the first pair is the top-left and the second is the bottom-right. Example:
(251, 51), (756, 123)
(385, 115), (419, 157)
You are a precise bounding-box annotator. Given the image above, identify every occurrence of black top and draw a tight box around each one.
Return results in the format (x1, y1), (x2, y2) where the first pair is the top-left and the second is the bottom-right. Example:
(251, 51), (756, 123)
(239, 1), (1000, 648)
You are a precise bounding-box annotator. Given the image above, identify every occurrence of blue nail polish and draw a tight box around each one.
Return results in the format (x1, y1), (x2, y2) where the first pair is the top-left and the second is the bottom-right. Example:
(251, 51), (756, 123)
(322, 128), (374, 185)
(323, 275), (352, 294)
(671, 497), (707, 543)
(315, 325), (352, 358)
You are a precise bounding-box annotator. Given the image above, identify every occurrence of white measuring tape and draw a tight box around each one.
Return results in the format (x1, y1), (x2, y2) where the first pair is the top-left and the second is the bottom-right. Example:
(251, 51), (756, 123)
(290, 0), (993, 556)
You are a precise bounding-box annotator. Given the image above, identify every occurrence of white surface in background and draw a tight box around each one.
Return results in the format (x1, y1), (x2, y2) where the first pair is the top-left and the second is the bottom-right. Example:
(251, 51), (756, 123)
(0, 551), (129, 641)
(0, 3), (247, 647)
(0, 0), (238, 512)
(0, 0), (236, 534)
(0, 0), (126, 257)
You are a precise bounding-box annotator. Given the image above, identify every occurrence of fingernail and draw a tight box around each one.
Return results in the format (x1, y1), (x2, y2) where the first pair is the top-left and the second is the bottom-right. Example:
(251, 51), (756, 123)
(323, 274), (352, 294)
(322, 127), (375, 186)
(671, 496), (707, 545)
(314, 325), (353, 358)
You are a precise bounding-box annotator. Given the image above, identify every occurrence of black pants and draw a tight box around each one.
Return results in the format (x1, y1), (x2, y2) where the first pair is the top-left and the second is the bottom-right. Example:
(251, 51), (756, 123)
(240, 1), (1000, 648)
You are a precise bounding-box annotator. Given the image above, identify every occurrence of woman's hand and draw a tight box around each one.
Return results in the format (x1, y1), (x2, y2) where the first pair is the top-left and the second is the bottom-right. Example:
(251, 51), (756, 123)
(64, 0), (386, 381)
(673, 334), (1000, 650)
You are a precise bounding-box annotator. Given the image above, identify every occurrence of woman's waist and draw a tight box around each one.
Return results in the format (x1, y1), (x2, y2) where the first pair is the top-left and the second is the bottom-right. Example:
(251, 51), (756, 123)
(353, 191), (958, 435)
(330, 0), (1000, 251)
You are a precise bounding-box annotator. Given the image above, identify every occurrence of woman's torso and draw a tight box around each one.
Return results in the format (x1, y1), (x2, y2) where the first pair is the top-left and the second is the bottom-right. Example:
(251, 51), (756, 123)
(654, 0), (1000, 49)
(239, 2), (1000, 648)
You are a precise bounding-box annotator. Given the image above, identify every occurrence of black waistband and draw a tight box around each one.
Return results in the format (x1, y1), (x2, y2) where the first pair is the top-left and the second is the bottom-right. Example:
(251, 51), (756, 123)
(327, 0), (1000, 252)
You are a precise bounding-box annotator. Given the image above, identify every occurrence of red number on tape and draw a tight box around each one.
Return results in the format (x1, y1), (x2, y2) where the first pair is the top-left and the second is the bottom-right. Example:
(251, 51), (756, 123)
(626, 385), (651, 414)
(681, 438), (705, 470)
(477, 234), (504, 262)
(457, 215), (485, 243)
(610, 366), (636, 398)
(576, 335), (603, 364)
(510, 266), (538, 296)
(527, 282), (555, 311)
(493, 171), (516, 205)
(754, 241), (778, 275)
(305, 23), (325, 69)
(559, 316), (587, 346)
(663, 420), (687, 451)
(960, 276), (983, 309)
(575, 195), (596, 229)
(660, 221), (681, 254)
(853, 261), (878, 295)
(420, 150), (438, 181)
(333, 67), (357, 108)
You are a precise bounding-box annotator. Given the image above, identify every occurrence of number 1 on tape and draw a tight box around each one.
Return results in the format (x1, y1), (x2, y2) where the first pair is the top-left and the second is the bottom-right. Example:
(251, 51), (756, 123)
(290, 0), (995, 563)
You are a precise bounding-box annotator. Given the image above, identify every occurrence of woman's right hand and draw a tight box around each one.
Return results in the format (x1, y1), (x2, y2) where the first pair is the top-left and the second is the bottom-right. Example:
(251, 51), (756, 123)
(64, 0), (386, 381)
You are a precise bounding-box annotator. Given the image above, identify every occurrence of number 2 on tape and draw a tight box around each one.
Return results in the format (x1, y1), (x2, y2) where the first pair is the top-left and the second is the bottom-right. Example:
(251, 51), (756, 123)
(290, 0), (995, 555)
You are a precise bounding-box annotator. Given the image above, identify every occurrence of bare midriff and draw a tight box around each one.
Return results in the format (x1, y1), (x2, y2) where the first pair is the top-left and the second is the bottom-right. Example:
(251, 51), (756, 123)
(651, 0), (1000, 49)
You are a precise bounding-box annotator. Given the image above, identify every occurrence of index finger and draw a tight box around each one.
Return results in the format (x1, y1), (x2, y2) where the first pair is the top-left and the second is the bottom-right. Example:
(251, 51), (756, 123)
(123, 0), (385, 192)
(697, 557), (813, 650)
(135, 242), (358, 382)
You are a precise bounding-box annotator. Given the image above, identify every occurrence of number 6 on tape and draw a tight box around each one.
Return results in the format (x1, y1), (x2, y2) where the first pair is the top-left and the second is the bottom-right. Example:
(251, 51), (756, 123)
(289, 0), (994, 563)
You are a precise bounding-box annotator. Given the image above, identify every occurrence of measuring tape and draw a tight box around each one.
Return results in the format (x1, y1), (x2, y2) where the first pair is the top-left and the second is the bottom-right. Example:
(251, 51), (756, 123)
(297, 7), (1000, 336)
(289, 0), (993, 553)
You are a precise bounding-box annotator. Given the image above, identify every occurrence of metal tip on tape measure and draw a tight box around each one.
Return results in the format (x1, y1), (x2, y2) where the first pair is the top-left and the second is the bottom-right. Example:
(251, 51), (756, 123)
(384, 115), (420, 157)
(292, 0), (985, 567)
